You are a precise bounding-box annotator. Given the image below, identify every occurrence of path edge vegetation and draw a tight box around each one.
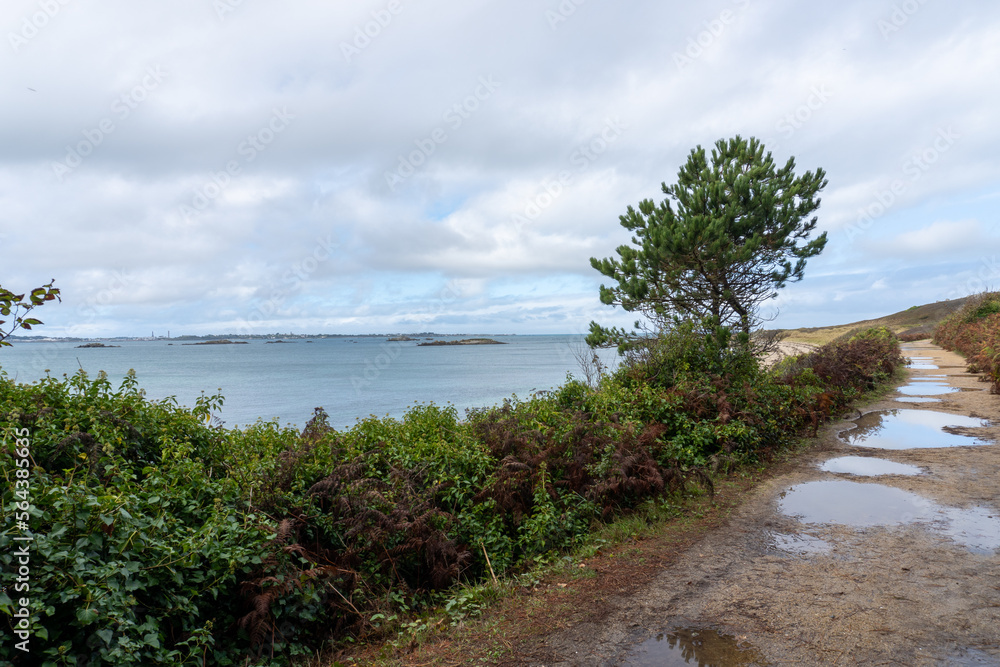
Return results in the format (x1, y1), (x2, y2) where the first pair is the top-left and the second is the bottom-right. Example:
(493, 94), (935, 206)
(933, 290), (1000, 392)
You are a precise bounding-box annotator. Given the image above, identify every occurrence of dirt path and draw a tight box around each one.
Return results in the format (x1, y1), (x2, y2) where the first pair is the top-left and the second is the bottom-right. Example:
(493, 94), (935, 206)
(535, 341), (1000, 666)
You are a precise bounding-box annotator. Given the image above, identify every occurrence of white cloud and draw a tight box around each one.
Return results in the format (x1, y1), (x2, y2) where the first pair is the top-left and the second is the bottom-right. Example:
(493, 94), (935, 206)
(3, 0), (1000, 335)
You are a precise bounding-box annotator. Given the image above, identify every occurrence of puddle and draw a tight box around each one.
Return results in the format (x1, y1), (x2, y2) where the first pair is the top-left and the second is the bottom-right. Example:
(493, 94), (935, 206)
(771, 532), (832, 555)
(895, 397), (943, 404)
(820, 456), (923, 476)
(778, 480), (929, 527)
(909, 363), (940, 369)
(778, 480), (1000, 553)
(897, 382), (961, 395)
(620, 627), (768, 666)
(937, 647), (1000, 665)
(940, 507), (1000, 554)
(840, 410), (990, 450)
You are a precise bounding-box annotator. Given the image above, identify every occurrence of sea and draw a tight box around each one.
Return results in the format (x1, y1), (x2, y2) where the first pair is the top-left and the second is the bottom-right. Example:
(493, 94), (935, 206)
(0, 336), (618, 431)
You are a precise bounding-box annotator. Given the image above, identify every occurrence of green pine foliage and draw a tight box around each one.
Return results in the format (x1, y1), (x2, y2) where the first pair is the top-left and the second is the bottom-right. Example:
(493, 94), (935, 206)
(1, 326), (903, 665)
(589, 136), (827, 345)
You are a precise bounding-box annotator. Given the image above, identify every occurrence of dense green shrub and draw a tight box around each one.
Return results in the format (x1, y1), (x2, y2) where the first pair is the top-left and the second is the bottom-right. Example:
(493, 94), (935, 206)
(0, 326), (905, 664)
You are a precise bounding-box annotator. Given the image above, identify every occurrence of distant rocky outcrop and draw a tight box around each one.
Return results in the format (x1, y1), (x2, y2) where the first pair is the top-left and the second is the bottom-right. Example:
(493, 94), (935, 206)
(417, 338), (506, 346)
(387, 336), (418, 341)
(76, 342), (119, 348)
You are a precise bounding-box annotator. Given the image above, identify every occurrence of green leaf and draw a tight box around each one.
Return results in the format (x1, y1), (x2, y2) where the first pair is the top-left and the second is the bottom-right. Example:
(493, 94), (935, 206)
(76, 607), (99, 625)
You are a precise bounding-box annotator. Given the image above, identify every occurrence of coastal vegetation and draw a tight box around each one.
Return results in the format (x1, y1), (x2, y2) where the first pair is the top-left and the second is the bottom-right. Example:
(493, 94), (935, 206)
(0, 322), (904, 666)
(933, 290), (1000, 392)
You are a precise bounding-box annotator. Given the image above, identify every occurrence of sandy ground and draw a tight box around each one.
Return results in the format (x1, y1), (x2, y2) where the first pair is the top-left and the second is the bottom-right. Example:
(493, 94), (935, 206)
(763, 341), (818, 367)
(536, 341), (1000, 666)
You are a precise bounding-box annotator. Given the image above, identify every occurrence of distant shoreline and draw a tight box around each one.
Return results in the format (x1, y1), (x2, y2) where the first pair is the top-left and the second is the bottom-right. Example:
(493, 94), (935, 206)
(7, 332), (530, 343)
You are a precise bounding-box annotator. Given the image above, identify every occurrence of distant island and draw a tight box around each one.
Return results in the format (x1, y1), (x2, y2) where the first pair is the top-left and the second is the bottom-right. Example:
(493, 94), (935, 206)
(417, 338), (506, 347)
(182, 339), (249, 346)
(387, 336), (419, 341)
(76, 342), (119, 348)
(265, 340), (295, 344)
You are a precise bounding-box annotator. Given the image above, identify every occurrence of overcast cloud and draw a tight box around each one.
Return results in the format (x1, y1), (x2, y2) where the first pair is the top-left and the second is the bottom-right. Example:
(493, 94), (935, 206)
(3, 0), (999, 337)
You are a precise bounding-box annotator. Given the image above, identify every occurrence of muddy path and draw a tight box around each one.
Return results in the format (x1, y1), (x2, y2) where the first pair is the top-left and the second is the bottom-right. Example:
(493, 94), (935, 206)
(536, 341), (1000, 666)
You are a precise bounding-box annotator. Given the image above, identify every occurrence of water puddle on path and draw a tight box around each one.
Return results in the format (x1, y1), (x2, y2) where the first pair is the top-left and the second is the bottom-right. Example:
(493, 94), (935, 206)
(896, 397), (943, 403)
(840, 410), (990, 449)
(620, 627), (768, 666)
(778, 480), (1000, 553)
(820, 456), (923, 476)
(909, 363), (940, 369)
(771, 532), (832, 555)
(898, 382), (961, 395)
(779, 480), (926, 527)
(937, 647), (1000, 665)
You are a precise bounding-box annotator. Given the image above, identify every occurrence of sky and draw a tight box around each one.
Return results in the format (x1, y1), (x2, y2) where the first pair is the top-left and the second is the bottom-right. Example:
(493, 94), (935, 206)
(2, 0), (999, 338)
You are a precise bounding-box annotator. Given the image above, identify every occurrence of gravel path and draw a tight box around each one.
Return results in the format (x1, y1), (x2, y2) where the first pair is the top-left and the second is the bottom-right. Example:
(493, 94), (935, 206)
(537, 341), (1000, 666)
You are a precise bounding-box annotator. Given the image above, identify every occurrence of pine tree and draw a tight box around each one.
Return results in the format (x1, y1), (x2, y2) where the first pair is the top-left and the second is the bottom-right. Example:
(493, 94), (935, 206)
(589, 135), (827, 348)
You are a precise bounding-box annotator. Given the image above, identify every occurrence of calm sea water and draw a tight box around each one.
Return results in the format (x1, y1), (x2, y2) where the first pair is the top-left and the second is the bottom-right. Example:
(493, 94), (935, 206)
(0, 336), (616, 430)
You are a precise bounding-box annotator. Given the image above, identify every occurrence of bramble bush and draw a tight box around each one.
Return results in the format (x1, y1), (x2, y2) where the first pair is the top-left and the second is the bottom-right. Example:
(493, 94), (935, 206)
(1, 325), (904, 664)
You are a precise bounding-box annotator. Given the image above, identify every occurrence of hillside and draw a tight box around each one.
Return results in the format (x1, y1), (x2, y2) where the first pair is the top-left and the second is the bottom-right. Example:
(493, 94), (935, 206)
(777, 296), (970, 345)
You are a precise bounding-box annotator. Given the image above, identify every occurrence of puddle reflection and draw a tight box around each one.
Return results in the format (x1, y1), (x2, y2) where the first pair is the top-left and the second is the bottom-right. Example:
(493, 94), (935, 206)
(840, 410), (990, 449)
(820, 456), (923, 476)
(778, 480), (1000, 553)
(898, 383), (960, 395)
(620, 627), (768, 666)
